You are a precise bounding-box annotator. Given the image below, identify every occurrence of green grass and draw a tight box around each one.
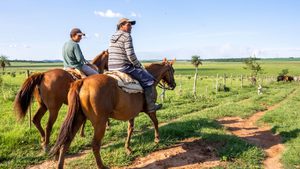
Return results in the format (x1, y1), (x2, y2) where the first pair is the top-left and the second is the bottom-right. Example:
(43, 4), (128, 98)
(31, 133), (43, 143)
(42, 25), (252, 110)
(260, 87), (300, 169)
(1, 61), (300, 168)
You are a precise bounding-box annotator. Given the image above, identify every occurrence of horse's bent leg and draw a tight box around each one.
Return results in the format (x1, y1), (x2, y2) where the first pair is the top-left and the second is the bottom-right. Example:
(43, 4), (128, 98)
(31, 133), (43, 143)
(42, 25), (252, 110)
(146, 112), (160, 143)
(32, 105), (47, 148)
(80, 119), (86, 137)
(92, 122), (107, 169)
(125, 119), (134, 155)
(44, 105), (61, 152)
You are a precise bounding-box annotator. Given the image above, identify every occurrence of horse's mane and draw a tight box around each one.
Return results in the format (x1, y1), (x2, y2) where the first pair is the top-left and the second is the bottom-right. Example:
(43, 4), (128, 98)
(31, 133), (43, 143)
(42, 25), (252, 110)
(92, 50), (108, 64)
(145, 63), (167, 80)
(91, 50), (109, 72)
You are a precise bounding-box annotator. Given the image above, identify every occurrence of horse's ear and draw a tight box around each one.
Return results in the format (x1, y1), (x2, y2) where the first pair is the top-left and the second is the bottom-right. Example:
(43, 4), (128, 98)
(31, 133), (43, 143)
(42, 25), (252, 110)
(170, 58), (176, 65)
(162, 58), (167, 64)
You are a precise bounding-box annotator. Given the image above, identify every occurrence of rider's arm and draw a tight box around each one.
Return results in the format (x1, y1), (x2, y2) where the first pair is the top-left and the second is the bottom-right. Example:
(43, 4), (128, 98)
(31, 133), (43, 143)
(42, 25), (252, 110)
(74, 44), (87, 64)
(124, 35), (142, 68)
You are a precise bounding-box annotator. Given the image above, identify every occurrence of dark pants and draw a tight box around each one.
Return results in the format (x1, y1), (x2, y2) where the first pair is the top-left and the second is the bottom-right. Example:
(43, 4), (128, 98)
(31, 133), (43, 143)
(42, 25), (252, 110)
(120, 65), (154, 88)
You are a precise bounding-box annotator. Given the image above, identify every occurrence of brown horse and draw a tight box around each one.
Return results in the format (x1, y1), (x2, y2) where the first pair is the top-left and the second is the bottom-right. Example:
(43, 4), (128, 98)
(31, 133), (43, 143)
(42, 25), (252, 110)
(51, 58), (176, 169)
(14, 50), (109, 151)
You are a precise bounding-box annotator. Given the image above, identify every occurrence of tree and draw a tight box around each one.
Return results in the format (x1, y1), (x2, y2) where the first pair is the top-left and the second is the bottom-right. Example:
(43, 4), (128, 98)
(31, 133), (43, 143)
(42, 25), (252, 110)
(0, 55), (11, 71)
(243, 55), (262, 85)
(191, 55), (202, 97)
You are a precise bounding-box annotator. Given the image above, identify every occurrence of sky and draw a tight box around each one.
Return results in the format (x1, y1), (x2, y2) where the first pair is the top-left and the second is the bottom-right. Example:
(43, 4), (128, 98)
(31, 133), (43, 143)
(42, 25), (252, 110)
(0, 0), (300, 61)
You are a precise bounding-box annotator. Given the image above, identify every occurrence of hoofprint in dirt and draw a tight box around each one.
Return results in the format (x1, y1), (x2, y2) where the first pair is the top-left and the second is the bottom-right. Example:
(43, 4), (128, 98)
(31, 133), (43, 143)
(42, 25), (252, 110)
(218, 105), (285, 169)
(115, 138), (225, 169)
(27, 138), (225, 169)
(26, 149), (90, 169)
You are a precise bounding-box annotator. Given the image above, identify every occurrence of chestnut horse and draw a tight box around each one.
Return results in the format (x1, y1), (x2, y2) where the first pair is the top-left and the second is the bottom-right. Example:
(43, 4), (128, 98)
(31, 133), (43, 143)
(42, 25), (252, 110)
(14, 50), (109, 151)
(51, 59), (176, 169)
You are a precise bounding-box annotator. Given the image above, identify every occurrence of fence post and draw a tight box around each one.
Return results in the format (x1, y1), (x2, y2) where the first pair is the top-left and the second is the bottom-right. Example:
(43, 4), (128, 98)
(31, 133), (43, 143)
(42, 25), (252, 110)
(230, 74), (233, 87)
(215, 74), (219, 93)
(223, 73), (226, 87)
(241, 74), (243, 88)
(160, 84), (166, 103)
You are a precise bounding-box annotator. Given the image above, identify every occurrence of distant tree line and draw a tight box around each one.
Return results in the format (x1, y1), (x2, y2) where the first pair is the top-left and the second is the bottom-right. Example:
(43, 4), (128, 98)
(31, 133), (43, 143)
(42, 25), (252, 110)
(204, 58), (261, 62)
(10, 59), (63, 63)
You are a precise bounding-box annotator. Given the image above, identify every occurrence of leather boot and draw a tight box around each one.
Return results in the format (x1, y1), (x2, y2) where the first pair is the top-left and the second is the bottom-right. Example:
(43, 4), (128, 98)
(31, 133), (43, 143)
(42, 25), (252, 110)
(144, 86), (162, 113)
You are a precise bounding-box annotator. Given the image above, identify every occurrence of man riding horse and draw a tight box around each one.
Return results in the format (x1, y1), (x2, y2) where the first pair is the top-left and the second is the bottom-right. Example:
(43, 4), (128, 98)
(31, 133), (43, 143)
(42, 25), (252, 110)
(108, 18), (162, 113)
(63, 28), (98, 76)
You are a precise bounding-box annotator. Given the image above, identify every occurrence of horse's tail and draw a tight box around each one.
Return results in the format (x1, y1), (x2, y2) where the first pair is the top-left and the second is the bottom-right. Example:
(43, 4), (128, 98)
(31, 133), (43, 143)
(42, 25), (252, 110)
(50, 80), (85, 156)
(14, 72), (44, 121)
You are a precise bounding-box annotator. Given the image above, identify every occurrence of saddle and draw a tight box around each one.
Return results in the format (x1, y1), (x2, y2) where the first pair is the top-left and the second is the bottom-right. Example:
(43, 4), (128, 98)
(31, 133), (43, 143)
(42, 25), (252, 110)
(65, 64), (98, 80)
(105, 71), (143, 93)
(65, 68), (86, 80)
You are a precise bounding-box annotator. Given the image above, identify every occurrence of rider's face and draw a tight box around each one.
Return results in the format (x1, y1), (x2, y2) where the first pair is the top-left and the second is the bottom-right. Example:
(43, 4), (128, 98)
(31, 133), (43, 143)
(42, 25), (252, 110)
(120, 22), (132, 33)
(72, 34), (83, 42)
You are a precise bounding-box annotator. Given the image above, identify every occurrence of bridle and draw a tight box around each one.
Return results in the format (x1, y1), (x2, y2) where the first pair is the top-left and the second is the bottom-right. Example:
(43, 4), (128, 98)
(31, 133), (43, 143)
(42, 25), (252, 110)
(157, 64), (175, 90)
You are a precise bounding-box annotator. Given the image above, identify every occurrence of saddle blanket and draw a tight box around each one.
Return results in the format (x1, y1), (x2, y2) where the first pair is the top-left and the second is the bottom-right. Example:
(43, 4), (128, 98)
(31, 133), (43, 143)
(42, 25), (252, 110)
(104, 71), (143, 93)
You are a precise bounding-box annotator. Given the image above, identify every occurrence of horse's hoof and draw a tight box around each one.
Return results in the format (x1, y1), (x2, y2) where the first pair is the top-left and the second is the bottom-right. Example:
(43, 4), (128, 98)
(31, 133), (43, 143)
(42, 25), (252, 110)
(41, 143), (49, 153)
(126, 148), (132, 155)
(54, 153), (59, 161)
(154, 138), (160, 144)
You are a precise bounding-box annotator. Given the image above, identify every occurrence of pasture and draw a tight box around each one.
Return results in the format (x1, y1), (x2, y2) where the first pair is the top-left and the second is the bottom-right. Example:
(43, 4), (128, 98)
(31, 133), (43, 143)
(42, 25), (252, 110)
(1, 60), (300, 168)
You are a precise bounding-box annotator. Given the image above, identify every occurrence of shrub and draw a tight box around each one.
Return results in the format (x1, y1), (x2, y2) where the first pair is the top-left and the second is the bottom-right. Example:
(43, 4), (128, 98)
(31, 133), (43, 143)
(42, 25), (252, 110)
(10, 72), (16, 77)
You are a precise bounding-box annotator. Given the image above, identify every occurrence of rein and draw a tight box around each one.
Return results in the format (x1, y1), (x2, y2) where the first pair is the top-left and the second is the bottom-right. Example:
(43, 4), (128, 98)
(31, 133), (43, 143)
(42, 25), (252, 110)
(156, 64), (174, 90)
(157, 81), (173, 90)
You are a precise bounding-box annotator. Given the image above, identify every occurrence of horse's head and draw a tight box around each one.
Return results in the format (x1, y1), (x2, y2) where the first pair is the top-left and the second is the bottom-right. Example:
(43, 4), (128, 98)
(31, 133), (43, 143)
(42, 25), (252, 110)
(145, 58), (176, 90)
(160, 58), (176, 90)
(91, 50), (109, 73)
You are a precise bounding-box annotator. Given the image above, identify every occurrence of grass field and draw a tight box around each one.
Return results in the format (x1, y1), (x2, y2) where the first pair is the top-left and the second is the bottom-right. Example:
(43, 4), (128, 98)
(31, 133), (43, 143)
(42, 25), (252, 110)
(1, 60), (300, 169)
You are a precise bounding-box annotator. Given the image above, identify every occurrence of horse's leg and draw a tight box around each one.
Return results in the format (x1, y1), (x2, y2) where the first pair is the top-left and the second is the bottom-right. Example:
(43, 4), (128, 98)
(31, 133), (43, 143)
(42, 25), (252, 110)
(57, 144), (68, 169)
(32, 104), (47, 149)
(80, 119), (86, 137)
(92, 122), (108, 169)
(146, 112), (160, 143)
(125, 119), (134, 155)
(44, 104), (62, 152)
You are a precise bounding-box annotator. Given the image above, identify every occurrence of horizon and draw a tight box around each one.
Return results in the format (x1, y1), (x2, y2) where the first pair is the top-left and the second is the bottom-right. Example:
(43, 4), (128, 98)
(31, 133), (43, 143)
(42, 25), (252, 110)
(1, 0), (300, 61)
(8, 56), (300, 63)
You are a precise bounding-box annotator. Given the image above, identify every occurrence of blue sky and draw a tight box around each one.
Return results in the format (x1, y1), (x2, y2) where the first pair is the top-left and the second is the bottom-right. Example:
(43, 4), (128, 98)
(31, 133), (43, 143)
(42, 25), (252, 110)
(1, 0), (300, 60)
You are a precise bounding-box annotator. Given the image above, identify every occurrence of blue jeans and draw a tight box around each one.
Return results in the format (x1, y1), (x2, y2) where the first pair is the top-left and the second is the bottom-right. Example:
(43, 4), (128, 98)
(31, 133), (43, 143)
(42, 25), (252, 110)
(80, 64), (98, 76)
(120, 65), (154, 88)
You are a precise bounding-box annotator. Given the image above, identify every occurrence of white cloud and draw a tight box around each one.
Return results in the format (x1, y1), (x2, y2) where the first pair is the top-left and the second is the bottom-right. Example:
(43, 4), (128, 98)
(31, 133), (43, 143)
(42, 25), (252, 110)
(23, 44), (30, 48)
(9, 44), (17, 48)
(130, 12), (141, 18)
(94, 9), (122, 18)
(94, 33), (101, 39)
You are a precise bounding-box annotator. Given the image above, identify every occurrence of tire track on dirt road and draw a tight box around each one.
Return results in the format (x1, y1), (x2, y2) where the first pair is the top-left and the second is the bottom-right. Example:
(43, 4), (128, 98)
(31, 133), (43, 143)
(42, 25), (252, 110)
(218, 88), (297, 169)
